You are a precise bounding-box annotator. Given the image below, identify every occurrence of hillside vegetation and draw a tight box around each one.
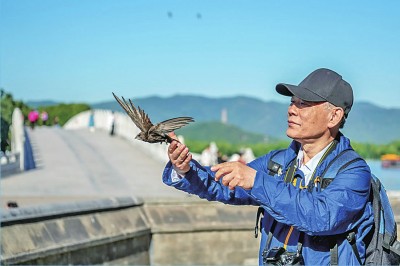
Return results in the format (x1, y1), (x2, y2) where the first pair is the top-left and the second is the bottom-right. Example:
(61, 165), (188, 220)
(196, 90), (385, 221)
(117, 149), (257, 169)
(6, 93), (400, 159)
(93, 94), (400, 144)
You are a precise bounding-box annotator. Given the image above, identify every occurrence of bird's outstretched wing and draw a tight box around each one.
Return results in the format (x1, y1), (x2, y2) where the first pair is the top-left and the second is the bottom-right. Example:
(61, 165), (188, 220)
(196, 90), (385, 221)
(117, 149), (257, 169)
(156, 117), (195, 133)
(112, 92), (153, 132)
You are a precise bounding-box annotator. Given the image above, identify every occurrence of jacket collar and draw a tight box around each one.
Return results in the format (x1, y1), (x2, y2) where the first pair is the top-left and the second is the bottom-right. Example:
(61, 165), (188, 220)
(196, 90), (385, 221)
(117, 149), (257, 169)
(284, 132), (352, 175)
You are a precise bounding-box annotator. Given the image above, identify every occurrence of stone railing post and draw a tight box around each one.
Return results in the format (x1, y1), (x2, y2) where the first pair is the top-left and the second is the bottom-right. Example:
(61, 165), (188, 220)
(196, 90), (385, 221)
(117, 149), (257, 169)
(11, 108), (25, 170)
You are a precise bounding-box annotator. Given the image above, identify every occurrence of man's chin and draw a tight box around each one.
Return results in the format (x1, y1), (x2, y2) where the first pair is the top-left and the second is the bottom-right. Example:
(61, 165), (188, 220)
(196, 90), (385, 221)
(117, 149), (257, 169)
(286, 129), (295, 139)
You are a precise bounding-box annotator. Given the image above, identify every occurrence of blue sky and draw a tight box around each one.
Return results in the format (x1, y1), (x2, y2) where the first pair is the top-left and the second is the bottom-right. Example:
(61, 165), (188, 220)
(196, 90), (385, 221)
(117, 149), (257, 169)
(1, 0), (400, 108)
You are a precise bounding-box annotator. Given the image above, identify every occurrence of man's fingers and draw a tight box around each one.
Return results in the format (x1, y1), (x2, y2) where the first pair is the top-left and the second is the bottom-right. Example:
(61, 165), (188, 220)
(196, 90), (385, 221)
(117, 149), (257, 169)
(176, 147), (189, 162)
(171, 144), (191, 176)
(170, 143), (190, 166)
(211, 163), (223, 172)
(228, 178), (239, 190)
(220, 172), (234, 187)
(171, 143), (185, 159)
(168, 141), (178, 153)
(212, 162), (234, 178)
(213, 164), (234, 182)
(212, 161), (256, 190)
(211, 162), (232, 173)
(184, 152), (192, 163)
(176, 152), (192, 168)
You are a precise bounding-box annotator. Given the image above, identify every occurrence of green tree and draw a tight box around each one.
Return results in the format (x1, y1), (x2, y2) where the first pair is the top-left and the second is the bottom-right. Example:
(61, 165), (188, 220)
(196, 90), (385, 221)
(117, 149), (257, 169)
(0, 89), (31, 152)
(36, 103), (90, 126)
(0, 89), (90, 152)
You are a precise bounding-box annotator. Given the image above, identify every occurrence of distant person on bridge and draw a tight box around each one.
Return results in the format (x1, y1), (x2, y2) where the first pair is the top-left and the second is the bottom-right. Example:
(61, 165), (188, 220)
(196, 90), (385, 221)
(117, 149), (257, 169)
(162, 68), (380, 265)
(108, 111), (116, 136)
(28, 110), (39, 129)
(53, 116), (60, 127)
(41, 111), (49, 126)
(88, 110), (95, 132)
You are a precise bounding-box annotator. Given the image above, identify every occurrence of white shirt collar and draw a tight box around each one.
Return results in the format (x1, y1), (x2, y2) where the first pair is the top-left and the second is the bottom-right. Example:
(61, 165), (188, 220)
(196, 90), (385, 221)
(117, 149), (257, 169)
(297, 142), (333, 185)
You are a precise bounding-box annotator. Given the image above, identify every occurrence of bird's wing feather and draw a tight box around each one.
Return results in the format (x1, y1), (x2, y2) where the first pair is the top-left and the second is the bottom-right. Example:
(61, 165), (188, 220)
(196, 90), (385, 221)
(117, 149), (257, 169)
(112, 92), (153, 132)
(132, 101), (153, 131)
(156, 117), (194, 133)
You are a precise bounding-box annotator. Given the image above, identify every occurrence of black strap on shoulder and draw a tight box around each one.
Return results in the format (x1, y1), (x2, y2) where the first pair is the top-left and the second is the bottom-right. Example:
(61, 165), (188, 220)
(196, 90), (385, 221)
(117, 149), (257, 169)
(297, 232), (304, 255)
(284, 159), (297, 184)
(266, 220), (278, 248)
(267, 149), (286, 176)
(255, 207), (264, 238)
(329, 230), (362, 265)
(267, 159), (283, 176)
(347, 231), (362, 264)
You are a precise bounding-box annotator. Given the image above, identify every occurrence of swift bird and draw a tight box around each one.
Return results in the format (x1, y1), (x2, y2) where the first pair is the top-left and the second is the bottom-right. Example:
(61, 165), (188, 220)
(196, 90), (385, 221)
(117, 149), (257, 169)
(112, 93), (194, 144)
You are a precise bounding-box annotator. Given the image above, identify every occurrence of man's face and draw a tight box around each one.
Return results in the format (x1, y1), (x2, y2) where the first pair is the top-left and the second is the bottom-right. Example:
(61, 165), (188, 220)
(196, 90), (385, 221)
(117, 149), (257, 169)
(286, 96), (332, 144)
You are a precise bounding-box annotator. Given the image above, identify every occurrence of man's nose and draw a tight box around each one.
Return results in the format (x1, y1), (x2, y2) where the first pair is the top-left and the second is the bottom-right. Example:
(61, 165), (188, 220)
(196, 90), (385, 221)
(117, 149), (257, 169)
(288, 103), (298, 115)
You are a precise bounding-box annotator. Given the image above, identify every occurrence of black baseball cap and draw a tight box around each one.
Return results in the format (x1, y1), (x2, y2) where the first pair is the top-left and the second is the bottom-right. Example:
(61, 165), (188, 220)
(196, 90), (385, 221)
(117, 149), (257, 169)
(276, 68), (353, 117)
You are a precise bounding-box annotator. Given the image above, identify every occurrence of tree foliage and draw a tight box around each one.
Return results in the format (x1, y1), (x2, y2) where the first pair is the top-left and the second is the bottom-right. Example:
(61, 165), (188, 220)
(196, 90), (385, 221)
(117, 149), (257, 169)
(0, 89), (31, 152)
(352, 140), (400, 159)
(35, 103), (90, 126)
(0, 89), (90, 152)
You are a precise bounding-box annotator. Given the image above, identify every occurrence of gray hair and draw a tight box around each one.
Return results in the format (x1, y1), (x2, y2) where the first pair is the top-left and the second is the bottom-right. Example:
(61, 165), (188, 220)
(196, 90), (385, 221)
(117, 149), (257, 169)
(324, 102), (346, 128)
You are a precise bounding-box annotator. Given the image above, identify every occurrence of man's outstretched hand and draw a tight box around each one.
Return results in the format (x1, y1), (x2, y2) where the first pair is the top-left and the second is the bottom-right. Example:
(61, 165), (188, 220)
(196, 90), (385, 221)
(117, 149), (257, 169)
(167, 132), (192, 176)
(211, 162), (257, 190)
(167, 132), (256, 189)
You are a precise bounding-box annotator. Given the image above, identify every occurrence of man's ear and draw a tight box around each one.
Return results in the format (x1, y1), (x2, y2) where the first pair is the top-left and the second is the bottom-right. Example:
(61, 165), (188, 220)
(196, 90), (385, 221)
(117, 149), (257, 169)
(328, 107), (345, 128)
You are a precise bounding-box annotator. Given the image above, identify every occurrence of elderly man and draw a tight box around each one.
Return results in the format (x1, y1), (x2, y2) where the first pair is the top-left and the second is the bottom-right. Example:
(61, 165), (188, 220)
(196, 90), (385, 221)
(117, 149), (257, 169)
(163, 68), (373, 265)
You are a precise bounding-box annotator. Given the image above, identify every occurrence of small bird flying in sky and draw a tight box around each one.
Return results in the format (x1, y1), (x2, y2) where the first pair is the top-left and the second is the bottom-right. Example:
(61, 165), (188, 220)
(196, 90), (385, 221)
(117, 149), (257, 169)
(112, 93), (194, 144)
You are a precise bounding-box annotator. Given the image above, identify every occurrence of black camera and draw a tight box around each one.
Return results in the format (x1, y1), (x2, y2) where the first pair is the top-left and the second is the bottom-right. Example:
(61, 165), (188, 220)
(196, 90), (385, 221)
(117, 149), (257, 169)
(262, 247), (303, 265)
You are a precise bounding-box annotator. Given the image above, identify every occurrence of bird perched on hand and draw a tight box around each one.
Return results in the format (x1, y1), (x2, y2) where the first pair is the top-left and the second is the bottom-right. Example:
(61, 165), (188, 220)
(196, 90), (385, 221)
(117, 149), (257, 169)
(112, 93), (194, 144)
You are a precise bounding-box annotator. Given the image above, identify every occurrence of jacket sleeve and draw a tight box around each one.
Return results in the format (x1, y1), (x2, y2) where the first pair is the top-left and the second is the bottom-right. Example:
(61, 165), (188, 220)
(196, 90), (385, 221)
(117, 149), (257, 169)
(162, 159), (259, 205)
(250, 158), (372, 235)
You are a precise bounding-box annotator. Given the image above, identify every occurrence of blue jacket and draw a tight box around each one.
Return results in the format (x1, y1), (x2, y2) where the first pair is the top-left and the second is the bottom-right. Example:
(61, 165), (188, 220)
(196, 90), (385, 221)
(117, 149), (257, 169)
(162, 134), (374, 265)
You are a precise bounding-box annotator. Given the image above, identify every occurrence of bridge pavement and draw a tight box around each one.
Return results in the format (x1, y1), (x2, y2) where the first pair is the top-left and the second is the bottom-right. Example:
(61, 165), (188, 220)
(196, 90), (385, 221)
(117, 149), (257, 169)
(2, 127), (399, 221)
(0, 127), (189, 208)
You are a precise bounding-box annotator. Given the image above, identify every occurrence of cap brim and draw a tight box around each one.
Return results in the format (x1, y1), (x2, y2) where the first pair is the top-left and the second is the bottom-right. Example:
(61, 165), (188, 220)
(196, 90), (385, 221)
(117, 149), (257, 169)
(276, 83), (326, 102)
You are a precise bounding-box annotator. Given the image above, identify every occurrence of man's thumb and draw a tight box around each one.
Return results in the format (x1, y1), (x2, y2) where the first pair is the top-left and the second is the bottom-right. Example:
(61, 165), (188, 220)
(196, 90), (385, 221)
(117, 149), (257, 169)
(168, 132), (178, 140)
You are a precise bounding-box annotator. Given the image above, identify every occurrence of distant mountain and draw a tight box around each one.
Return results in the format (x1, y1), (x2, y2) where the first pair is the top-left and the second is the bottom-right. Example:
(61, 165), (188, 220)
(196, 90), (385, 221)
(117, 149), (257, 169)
(92, 95), (400, 144)
(27, 100), (91, 108)
(26, 100), (60, 108)
(345, 102), (400, 144)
